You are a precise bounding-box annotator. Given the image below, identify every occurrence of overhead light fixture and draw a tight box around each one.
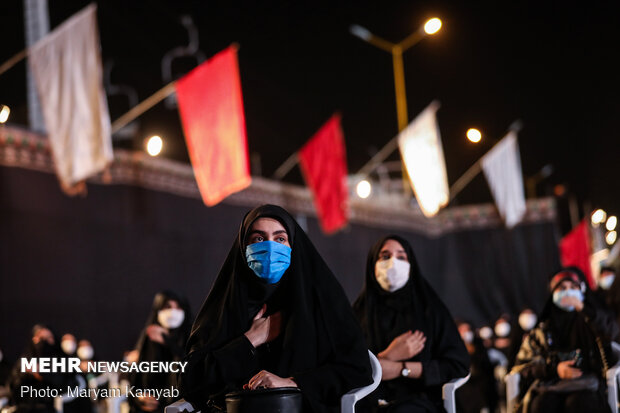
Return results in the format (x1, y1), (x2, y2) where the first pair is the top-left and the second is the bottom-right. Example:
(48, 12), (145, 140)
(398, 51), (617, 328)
(146, 135), (163, 157)
(0, 105), (10, 123)
(356, 180), (372, 199)
(592, 209), (607, 225)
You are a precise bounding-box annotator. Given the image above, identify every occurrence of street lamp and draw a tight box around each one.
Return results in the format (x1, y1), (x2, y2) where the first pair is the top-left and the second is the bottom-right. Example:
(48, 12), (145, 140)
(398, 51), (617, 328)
(350, 17), (442, 132)
(466, 128), (482, 143)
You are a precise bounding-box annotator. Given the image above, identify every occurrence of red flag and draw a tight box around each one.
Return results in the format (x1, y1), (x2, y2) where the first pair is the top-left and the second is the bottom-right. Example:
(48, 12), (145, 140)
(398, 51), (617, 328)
(559, 219), (594, 288)
(299, 114), (348, 233)
(176, 46), (251, 206)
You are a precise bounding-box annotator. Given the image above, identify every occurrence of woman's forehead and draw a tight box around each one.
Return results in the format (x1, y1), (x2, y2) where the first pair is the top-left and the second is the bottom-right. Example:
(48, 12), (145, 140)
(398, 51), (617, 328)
(380, 239), (405, 252)
(249, 217), (287, 233)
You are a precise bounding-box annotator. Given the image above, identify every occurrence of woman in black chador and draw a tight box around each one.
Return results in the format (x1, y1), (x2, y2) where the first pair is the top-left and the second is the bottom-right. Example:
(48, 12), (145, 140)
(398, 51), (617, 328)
(179, 205), (373, 412)
(353, 235), (470, 412)
(512, 267), (618, 413)
(130, 291), (192, 412)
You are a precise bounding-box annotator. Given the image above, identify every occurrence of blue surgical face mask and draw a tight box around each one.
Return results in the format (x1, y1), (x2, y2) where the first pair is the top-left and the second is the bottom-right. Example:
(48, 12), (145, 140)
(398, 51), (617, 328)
(245, 241), (291, 284)
(553, 288), (583, 311)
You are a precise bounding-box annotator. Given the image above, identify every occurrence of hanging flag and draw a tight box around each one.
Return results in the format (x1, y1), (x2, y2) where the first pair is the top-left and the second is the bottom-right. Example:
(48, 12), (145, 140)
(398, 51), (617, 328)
(560, 220), (595, 288)
(176, 46), (251, 206)
(28, 4), (113, 190)
(299, 114), (348, 233)
(398, 101), (449, 217)
(481, 131), (526, 228)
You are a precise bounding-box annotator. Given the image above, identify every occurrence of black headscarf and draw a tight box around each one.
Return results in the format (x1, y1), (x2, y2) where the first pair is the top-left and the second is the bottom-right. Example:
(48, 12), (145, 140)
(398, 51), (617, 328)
(182, 205), (372, 412)
(353, 235), (469, 407)
(536, 267), (617, 374)
(131, 290), (192, 410)
(134, 290), (192, 360)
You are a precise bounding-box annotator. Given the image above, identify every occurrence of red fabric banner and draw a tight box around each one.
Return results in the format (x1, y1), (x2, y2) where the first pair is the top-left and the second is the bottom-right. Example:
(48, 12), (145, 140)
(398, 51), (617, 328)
(299, 114), (348, 233)
(559, 219), (594, 288)
(176, 46), (251, 206)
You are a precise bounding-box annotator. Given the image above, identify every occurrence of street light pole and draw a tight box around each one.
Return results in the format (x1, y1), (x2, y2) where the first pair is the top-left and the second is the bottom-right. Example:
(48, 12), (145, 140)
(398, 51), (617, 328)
(350, 19), (439, 133)
(350, 18), (441, 190)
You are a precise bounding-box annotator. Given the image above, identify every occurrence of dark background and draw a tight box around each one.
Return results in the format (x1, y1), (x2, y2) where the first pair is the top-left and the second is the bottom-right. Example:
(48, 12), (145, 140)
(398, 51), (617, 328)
(0, 165), (559, 363)
(1, 0), (619, 225)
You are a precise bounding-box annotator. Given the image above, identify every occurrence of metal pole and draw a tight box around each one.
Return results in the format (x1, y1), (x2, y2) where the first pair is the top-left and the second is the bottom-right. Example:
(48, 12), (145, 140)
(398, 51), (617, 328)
(272, 152), (299, 180)
(448, 160), (483, 201)
(391, 46), (408, 132)
(0, 49), (28, 77)
(111, 82), (177, 134)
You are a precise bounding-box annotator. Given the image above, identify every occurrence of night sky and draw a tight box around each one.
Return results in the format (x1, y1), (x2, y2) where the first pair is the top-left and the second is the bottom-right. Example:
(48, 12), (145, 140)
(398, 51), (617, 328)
(2, 1), (620, 230)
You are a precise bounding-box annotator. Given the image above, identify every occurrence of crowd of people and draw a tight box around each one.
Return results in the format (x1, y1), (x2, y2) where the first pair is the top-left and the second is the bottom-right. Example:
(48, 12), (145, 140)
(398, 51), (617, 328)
(2, 204), (620, 413)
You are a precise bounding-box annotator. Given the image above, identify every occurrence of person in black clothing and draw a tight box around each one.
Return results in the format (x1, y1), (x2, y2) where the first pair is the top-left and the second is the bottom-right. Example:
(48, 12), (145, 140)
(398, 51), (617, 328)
(353, 235), (470, 412)
(9, 325), (67, 413)
(512, 267), (619, 413)
(596, 266), (620, 335)
(179, 204), (372, 412)
(130, 291), (191, 412)
(507, 308), (538, 370)
(455, 320), (498, 413)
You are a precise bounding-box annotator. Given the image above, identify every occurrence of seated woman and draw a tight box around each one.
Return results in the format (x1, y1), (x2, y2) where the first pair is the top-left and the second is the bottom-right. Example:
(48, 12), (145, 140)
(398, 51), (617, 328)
(179, 204), (372, 412)
(353, 235), (470, 412)
(130, 291), (192, 412)
(512, 267), (618, 413)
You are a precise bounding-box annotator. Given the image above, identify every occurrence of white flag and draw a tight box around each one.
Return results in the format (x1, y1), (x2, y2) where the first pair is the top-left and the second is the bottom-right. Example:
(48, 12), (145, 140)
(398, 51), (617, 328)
(481, 131), (526, 228)
(28, 4), (112, 188)
(398, 101), (449, 217)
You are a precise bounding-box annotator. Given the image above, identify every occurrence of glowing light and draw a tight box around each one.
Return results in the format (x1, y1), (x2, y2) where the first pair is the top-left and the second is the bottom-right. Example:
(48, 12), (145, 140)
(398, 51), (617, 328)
(466, 128), (482, 143)
(356, 180), (372, 199)
(146, 135), (163, 156)
(424, 18), (442, 35)
(607, 216), (617, 231)
(0, 105), (10, 123)
(592, 209), (607, 225)
(606, 230), (617, 245)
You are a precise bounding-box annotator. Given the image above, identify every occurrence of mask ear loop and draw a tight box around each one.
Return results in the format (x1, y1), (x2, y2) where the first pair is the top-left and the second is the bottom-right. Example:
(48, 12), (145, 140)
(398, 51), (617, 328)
(580, 282), (586, 294)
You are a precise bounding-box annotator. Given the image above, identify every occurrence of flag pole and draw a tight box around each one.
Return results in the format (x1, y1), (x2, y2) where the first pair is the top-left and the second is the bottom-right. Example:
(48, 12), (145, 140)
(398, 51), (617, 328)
(355, 136), (400, 177)
(111, 82), (177, 134)
(0, 49), (28, 77)
(272, 152), (299, 180)
(110, 43), (240, 134)
(448, 160), (483, 201)
(448, 120), (523, 202)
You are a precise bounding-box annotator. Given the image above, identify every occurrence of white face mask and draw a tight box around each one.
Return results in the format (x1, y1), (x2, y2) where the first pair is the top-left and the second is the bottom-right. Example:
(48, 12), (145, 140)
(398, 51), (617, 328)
(158, 308), (185, 329)
(600, 275), (615, 290)
(479, 326), (493, 340)
(61, 339), (77, 355)
(77, 345), (94, 361)
(375, 257), (410, 292)
(494, 321), (511, 338)
(518, 312), (537, 331)
(461, 330), (474, 344)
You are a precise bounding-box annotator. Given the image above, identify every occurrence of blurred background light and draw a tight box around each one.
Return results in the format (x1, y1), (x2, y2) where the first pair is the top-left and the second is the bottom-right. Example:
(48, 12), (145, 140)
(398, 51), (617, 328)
(356, 179), (372, 199)
(466, 128), (482, 143)
(592, 209), (607, 225)
(424, 18), (442, 35)
(146, 135), (163, 156)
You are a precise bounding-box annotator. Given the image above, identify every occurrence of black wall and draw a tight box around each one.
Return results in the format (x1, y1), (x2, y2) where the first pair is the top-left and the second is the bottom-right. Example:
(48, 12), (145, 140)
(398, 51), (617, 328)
(0, 166), (560, 363)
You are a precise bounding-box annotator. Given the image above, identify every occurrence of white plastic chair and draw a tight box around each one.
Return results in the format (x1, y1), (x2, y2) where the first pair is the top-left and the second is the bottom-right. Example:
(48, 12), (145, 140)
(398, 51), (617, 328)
(506, 341), (620, 413)
(106, 378), (130, 413)
(341, 350), (382, 413)
(165, 350), (383, 413)
(442, 373), (471, 413)
(54, 374), (87, 413)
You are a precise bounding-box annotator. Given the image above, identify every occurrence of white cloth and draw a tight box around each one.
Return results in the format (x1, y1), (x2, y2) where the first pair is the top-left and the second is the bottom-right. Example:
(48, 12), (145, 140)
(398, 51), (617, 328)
(481, 131), (526, 228)
(28, 4), (112, 187)
(397, 101), (449, 217)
